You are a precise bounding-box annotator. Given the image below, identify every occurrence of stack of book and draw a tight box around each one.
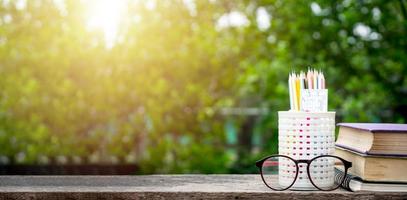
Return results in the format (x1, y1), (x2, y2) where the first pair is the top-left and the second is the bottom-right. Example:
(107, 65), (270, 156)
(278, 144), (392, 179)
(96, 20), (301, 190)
(334, 123), (407, 192)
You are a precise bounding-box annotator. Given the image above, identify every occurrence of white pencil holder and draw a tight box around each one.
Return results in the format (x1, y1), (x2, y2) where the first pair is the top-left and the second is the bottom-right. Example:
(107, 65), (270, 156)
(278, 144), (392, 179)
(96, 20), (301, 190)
(278, 111), (335, 190)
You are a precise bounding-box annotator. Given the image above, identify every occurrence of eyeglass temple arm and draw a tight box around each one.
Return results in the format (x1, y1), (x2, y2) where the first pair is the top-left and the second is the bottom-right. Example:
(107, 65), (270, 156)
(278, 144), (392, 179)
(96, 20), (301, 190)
(346, 161), (352, 168)
(337, 156), (352, 168)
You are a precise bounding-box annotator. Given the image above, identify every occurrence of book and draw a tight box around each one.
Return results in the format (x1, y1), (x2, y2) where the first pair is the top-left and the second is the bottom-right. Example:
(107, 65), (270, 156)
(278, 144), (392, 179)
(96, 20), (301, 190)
(335, 168), (407, 192)
(336, 123), (407, 156)
(334, 146), (407, 182)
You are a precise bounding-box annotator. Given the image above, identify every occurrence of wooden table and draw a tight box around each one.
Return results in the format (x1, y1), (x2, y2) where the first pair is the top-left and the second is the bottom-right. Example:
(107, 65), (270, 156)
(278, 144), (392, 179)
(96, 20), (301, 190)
(0, 175), (406, 199)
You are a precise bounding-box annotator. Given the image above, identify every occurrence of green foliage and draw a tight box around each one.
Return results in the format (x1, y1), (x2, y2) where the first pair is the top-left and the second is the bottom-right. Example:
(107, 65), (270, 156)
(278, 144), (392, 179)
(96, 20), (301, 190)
(0, 0), (406, 173)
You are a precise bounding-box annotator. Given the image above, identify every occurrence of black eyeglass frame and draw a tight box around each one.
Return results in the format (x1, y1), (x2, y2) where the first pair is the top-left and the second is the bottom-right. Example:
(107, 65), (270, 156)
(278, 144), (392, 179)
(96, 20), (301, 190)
(255, 154), (352, 191)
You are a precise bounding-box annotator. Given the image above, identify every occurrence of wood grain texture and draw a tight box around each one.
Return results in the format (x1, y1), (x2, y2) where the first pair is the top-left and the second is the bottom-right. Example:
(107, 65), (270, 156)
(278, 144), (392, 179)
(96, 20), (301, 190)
(0, 175), (406, 199)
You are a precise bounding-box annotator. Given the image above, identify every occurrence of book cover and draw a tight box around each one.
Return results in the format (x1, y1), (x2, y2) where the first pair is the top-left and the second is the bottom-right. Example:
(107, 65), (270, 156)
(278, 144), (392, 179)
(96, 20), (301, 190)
(335, 144), (407, 157)
(336, 145), (407, 159)
(337, 123), (407, 133)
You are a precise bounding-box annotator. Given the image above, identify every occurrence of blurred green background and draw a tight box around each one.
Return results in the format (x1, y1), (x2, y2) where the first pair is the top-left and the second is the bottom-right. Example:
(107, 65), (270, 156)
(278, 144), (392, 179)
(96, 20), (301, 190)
(0, 0), (406, 174)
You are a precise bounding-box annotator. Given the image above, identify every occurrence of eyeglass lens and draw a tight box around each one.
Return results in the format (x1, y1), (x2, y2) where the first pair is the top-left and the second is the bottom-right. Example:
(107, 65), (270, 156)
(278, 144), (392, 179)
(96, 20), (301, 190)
(261, 156), (297, 190)
(308, 156), (345, 190)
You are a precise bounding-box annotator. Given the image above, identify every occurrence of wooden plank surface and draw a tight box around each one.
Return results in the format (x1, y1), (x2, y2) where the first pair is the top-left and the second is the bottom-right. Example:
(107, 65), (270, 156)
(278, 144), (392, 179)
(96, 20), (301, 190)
(0, 175), (406, 199)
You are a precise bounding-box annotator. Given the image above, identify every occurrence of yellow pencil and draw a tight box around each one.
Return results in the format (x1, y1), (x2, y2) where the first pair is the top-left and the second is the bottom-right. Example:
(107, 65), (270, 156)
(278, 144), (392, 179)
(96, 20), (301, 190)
(295, 76), (300, 111)
(291, 73), (297, 111)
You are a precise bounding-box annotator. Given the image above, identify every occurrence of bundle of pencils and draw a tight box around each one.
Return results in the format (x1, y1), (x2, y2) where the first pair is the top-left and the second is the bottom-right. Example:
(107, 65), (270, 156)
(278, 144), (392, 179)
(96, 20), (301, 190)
(289, 69), (325, 111)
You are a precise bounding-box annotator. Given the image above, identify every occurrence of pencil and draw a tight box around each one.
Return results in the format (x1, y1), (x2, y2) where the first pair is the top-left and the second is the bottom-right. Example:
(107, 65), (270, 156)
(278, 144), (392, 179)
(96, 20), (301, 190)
(319, 71), (323, 89)
(307, 69), (313, 89)
(299, 72), (305, 110)
(295, 75), (300, 111)
(292, 73), (298, 111)
(288, 73), (294, 110)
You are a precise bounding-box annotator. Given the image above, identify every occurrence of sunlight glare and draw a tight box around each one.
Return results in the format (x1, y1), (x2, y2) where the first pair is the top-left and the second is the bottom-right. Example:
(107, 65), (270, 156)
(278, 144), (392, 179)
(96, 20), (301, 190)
(86, 0), (126, 48)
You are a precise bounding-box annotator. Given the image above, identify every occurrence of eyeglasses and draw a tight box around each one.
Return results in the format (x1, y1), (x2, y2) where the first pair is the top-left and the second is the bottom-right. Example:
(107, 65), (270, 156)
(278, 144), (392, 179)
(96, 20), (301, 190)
(255, 155), (352, 191)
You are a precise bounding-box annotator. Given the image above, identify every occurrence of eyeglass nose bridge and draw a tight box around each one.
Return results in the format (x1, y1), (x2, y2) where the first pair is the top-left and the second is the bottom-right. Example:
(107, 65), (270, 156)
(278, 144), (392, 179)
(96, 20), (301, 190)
(296, 159), (309, 164)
